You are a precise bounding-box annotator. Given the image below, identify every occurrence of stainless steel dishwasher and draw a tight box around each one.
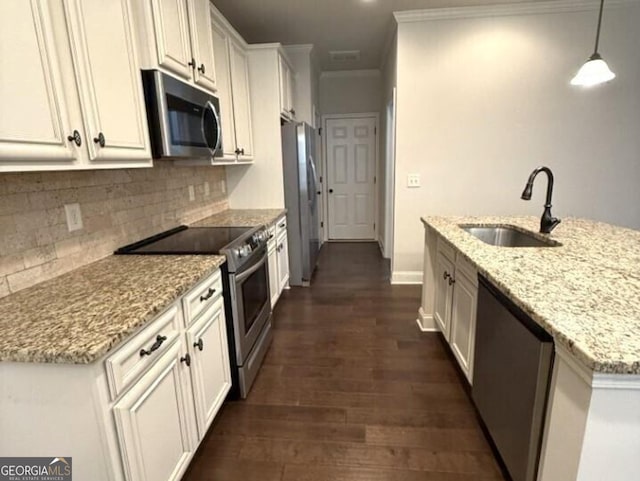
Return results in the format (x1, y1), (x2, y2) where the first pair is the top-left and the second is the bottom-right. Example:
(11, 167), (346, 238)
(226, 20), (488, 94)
(472, 276), (554, 481)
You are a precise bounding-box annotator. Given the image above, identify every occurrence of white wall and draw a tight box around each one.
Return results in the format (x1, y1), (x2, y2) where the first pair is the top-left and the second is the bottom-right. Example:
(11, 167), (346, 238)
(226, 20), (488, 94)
(319, 70), (382, 115)
(393, 1), (640, 277)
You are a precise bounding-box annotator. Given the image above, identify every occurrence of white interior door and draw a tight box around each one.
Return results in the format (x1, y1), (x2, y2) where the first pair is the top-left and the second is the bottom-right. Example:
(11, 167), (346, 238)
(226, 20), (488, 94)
(326, 117), (377, 240)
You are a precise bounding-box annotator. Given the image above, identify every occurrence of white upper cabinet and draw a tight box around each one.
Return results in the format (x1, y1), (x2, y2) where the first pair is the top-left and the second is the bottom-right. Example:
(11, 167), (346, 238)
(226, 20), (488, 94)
(0, 1), (78, 169)
(149, 0), (192, 79)
(186, 0), (217, 91)
(229, 38), (253, 161)
(0, 0), (151, 172)
(135, 0), (217, 92)
(278, 53), (296, 120)
(64, 0), (151, 163)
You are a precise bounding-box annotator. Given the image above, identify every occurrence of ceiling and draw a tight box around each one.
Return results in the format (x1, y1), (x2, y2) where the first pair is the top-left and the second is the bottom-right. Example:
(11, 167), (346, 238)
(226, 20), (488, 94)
(212, 0), (537, 71)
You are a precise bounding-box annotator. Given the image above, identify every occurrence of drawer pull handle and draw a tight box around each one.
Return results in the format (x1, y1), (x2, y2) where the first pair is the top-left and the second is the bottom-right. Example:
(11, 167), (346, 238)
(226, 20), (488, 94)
(194, 339), (204, 351)
(279, 222), (286, 228)
(139, 335), (167, 357)
(180, 353), (191, 367)
(200, 287), (216, 302)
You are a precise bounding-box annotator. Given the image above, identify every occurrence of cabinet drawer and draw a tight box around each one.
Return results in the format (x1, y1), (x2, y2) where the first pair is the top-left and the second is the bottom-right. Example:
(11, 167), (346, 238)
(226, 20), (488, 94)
(182, 269), (223, 327)
(105, 303), (182, 400)
(275, 215), (287, 237)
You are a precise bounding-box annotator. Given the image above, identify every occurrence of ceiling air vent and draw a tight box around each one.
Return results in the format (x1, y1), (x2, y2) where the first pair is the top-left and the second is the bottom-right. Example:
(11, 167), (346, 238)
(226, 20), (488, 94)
(329, 50), (361, 63)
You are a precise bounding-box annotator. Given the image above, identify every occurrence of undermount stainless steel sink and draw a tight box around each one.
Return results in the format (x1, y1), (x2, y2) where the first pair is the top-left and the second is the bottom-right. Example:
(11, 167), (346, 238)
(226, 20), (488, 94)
(459, 224), (561, 248)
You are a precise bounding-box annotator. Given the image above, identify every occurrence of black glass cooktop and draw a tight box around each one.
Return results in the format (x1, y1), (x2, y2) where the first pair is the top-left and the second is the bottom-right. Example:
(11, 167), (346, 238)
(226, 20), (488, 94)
(115, 226), (253, 255)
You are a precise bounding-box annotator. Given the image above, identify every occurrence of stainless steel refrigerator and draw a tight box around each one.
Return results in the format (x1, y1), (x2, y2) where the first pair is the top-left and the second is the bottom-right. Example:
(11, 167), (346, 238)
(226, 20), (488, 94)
(281, 122), (320, 286)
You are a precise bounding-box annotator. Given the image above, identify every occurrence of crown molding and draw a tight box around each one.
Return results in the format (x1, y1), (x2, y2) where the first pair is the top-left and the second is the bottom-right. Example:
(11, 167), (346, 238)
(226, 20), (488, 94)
(209, 4), (248, 48)
(393, 0), (639, 23)
(282, 44), (314, 54)
(320, 69), (381, 79)
(247, 42), (282, 51)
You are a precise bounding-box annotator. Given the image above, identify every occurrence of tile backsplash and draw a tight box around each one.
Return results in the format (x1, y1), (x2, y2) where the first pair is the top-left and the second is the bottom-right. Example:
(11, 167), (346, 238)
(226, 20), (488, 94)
(0, 164), (229, 298)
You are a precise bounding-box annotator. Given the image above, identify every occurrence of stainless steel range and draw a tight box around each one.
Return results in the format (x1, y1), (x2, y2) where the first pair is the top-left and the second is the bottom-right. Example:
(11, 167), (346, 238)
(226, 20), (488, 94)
(115, 224), (272, 398)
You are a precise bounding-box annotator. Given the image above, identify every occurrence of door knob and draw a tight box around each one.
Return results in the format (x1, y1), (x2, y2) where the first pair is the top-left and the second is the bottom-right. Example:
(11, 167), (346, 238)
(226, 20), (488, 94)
(329, 189), (334, 194)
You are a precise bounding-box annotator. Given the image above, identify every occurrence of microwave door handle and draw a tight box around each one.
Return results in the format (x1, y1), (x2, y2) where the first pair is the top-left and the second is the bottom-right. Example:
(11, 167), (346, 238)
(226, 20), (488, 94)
(202, 100), (221, 154)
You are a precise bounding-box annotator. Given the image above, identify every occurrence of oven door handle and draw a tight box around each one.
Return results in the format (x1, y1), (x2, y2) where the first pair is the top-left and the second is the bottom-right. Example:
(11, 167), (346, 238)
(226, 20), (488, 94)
(235, 252), (268, 283)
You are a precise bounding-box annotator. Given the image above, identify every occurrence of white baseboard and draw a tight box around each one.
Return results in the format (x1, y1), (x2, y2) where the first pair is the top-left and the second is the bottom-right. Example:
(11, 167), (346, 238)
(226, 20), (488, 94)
(391, 270), (423, 284)
(416, 307), (439, 332)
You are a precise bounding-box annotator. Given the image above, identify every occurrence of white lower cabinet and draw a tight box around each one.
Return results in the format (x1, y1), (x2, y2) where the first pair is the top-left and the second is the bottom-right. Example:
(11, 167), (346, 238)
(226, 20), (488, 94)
(185, 297), (231, 439)
(433, 240), (478, 383)
(113, 339), (195, 481)
(268, 216), (290, 307)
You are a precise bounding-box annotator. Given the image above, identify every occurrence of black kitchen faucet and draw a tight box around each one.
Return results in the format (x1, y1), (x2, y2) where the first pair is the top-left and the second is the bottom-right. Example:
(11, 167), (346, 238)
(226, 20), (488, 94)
(521, 166), (561, 234)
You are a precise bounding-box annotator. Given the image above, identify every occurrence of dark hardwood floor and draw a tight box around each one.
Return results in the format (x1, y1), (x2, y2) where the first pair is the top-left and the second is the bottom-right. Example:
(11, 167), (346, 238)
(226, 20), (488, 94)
(183, 242), (506, 481)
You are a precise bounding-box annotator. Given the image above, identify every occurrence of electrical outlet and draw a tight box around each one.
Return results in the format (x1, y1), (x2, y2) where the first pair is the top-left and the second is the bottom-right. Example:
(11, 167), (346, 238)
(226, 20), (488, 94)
(188, 185), (195, 202)
(407, 174), (421, 188)
(64, 203), (83, 232)
(204, 181), (210, 197)
(221, 179), (226, 194)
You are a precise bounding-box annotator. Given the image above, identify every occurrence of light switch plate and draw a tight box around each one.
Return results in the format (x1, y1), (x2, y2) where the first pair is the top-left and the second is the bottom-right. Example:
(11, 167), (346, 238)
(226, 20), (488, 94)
(407, 174), (421, 188)
(188, 185), (196, 202)
(64, 203), (83, 232)
(204, 181), (210, 197)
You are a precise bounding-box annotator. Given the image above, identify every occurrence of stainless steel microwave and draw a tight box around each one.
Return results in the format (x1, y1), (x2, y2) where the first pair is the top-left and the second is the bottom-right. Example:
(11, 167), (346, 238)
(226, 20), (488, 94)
(141, 70), (222, 159)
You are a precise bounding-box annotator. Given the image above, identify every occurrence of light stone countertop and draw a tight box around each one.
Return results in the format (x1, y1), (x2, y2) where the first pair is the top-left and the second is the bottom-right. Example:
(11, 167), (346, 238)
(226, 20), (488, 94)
(422, 216), (640, 374)
(192, 209), (287, 228)
(0, 255), (226, 364)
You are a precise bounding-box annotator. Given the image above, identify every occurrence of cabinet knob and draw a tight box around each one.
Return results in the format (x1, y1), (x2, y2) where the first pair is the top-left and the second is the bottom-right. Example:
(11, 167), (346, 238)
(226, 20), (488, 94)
(93, 132), (105, 148)
(67, 130), (82, 147)
(194, 339), (204, 352)
(235, 148), (242, 155)
(180, 353), (191, 367)
(443, 271), (449, 279)
(240, 148), (245, 155)
(198, 63), (206, 74)
(188, 58), (196, 69)
(290, 109), (296, 116)
(329, 189), (334, 194)
(448, 277), (456, 286)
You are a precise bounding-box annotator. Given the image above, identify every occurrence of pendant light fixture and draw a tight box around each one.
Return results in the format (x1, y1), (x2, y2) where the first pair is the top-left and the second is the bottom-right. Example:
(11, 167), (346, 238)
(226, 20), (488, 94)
(570, 0), (616, 87)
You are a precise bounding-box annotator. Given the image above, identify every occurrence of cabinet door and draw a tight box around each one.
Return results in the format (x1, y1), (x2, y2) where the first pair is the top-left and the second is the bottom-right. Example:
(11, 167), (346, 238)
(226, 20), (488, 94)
(0, 0), (80, 169)
(210, 18), (237, 160)
(186, 298), (232, 440)
(229, 39), (253, 160)
(277, 233), (290, 294)
(114, 340), (195, 481)
(150, 0), (192, 80)
(450, 270), (478, 383)
(186, 0), (216, 92)
(278, 54), (290, 119)
(268, 243), (279, 307)
(433, 250), (454, 339)
(287, 67), (296, 118)
(64, 0), (151, 165)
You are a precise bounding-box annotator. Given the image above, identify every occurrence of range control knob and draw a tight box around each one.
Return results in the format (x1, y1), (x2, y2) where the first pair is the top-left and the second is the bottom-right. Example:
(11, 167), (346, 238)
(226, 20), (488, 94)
(233, 247), (242, 257)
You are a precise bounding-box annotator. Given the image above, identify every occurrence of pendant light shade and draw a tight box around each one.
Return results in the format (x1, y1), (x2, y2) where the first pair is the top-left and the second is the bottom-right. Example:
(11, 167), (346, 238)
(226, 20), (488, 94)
(570, 0), (615, 87)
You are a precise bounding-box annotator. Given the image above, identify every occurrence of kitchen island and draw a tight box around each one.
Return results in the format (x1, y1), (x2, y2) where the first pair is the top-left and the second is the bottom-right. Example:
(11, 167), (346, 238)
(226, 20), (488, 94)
(420, 216), (640, 481)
